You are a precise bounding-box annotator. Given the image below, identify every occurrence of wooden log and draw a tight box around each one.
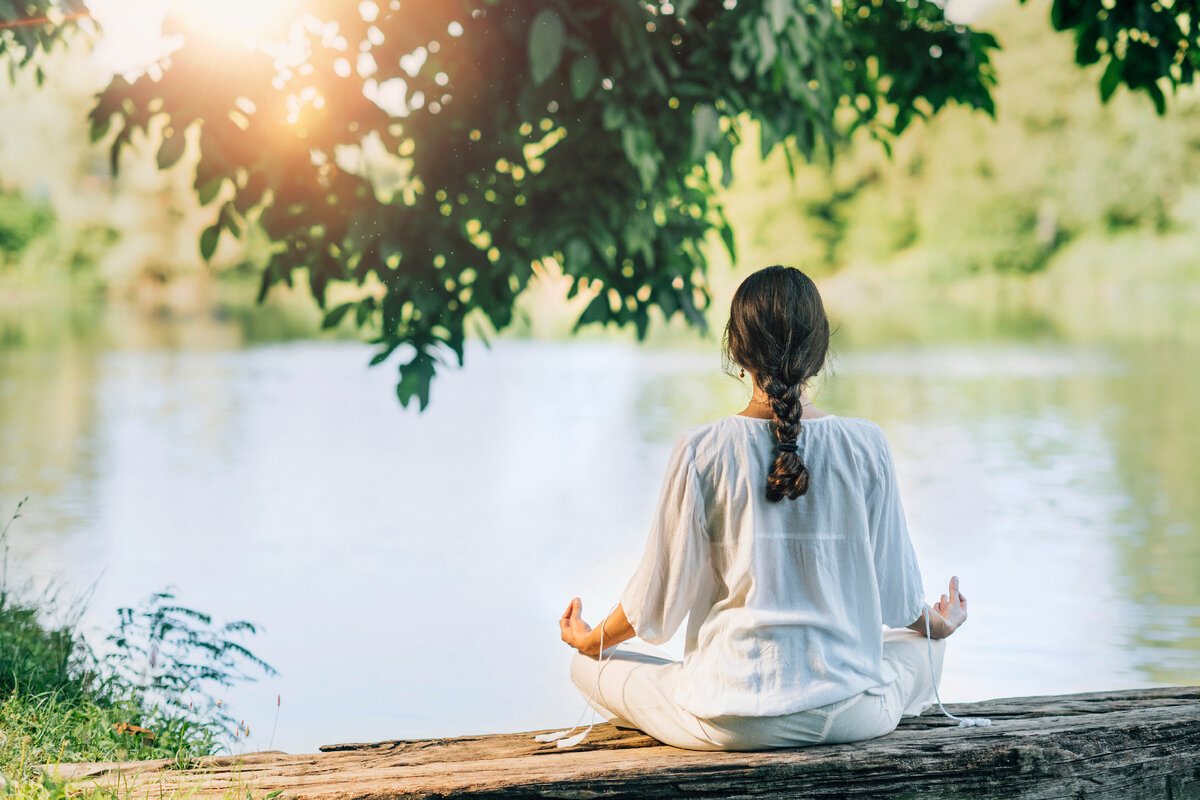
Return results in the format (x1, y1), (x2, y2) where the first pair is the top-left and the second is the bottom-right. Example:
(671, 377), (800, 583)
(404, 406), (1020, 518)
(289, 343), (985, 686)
(48, 687), (1200, 800)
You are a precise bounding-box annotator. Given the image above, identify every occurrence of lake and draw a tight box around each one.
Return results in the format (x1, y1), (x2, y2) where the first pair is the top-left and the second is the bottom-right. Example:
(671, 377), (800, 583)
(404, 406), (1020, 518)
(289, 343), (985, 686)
(1, 301), (1198, 754)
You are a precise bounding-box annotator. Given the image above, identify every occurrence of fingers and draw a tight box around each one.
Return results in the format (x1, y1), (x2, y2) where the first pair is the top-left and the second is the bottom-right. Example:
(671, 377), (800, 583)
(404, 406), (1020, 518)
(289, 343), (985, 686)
(560, 598), (582, 646)
(948, 575), (960, 606)
(560, 597), (581, 627)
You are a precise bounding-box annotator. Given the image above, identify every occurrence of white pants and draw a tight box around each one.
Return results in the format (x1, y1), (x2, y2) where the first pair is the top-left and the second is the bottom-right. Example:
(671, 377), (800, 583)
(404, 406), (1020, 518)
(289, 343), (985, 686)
(570, 628), (946, 751)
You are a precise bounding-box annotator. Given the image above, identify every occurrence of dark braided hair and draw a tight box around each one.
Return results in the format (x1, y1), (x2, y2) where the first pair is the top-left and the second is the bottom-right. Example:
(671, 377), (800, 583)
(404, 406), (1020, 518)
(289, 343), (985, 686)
(722, 266), (831, 502)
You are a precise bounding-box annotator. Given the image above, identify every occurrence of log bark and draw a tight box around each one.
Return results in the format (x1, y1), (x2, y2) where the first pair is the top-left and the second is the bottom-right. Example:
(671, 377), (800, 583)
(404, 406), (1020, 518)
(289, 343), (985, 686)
(49, 687), (1200, 800)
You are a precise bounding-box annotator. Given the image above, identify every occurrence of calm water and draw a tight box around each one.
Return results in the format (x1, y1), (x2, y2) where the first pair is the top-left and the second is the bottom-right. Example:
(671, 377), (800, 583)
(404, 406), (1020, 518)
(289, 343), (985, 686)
(1, 304), (1198, 753)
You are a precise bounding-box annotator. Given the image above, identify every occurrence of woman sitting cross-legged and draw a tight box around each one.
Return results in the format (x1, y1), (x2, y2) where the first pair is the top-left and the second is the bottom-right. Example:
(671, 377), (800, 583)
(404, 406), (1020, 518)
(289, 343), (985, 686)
(556, 265), (969, 752)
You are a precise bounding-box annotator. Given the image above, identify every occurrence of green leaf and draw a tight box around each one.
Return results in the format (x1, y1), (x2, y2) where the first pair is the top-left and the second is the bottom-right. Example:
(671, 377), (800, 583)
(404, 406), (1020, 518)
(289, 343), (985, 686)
(677, 283), (707, 330)
(1075, 21), (1101, 64)
(718, 209), (737, 262)
(356, 297), (375, 326)
(197, 178), (224, 206)
(1099, 57), (1122, 102)
(570, 54), (598, 100)
(442, 325), (466, 366)
(565, 238), (591, 274)
(234, 172), (266, 214)
(109, 127), (132, 175)
(396, 352), (436, 410)
(217, 202), (242, 238)
(1147, 81), (1166, 114)
(691, 104), (721, 162)
(622, 126), (659, 190)
(257, 263), (275, 304)
(653, 280), (679, 317)
(1049, 0), (1072, 31)
(157, 130), (187, 170)
(755, 17), (778, 76)
(199, 224), (220, 261)
(759, 118), (779, 158)
(369, 338), (401, 365)
(89, 116), (111, 143)
(602, 103), (625, 130)
(322, 302), (356, 330)
(716, 138), (735, 187)
(528, 9), (566, 85)
(574, 293), (611, 330)
(768, 0), (790, 34)
(634, 306), (649, 339)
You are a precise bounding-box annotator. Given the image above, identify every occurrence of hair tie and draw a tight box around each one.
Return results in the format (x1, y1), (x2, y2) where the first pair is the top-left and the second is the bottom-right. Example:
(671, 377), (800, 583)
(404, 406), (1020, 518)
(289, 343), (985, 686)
(777, 443), (798, 453)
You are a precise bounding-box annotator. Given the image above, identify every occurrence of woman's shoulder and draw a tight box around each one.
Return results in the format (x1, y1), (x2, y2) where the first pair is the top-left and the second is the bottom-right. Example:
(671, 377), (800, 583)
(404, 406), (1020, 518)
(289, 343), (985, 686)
(819, 416), (899, 487)
(662, 416), (753, 465)
(671, 417), (733, 452)
(821, 414), (886, 439)
(815, 414), (892, 455)
(670, 413), (892, 458)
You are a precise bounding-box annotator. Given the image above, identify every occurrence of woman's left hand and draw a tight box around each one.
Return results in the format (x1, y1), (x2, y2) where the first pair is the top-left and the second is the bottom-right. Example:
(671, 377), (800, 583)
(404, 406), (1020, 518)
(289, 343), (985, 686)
(560, 597), (597, 655)
(933, 575), (968, 636)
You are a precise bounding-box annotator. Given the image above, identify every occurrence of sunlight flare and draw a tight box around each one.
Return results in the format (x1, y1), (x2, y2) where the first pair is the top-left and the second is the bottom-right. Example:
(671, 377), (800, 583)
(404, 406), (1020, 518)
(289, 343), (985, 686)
(175, 0), (295, 42)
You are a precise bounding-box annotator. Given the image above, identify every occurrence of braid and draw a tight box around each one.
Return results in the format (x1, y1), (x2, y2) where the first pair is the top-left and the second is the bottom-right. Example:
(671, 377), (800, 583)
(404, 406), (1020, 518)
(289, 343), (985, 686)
(762, 373), (811, 502)
(723, 265), (829, 504)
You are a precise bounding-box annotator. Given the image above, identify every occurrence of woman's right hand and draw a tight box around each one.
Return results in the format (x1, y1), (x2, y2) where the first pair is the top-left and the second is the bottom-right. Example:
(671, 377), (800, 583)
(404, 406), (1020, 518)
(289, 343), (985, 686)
(933, 575), (968, 636)
(560, 597), (597, 655)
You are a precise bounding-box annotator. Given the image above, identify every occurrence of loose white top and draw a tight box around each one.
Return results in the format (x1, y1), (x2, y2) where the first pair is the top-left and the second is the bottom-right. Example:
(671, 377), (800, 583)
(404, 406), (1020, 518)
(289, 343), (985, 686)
(619, 414), (927, 718)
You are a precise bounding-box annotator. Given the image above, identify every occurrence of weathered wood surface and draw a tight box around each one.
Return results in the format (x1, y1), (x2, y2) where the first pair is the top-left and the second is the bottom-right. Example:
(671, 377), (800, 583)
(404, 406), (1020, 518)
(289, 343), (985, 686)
(50, 687), (1200, 800)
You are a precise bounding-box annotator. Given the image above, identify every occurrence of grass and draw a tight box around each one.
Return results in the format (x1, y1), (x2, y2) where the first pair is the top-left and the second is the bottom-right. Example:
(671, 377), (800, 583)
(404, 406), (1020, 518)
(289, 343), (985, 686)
(0, 499), (275, 799)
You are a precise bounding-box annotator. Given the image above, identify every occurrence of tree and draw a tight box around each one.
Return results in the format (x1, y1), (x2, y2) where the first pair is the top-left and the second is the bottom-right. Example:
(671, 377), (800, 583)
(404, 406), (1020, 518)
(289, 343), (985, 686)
(0, 0), (89, 84)
(3, 0), (1197, 407)
(1037, 0), (1200, 114)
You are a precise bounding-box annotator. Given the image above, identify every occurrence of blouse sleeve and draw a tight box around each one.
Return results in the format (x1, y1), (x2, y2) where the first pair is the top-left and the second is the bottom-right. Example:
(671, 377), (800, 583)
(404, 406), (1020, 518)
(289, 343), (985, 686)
(618, 434), (710, 646)
(865, 428), (927, 629)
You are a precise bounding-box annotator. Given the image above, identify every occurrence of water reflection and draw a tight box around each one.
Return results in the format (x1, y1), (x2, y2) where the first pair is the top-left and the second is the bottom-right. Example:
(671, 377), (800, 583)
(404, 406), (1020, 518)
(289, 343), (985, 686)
(0, 303), (1197, 753)
(1106, 342), (1200, 684)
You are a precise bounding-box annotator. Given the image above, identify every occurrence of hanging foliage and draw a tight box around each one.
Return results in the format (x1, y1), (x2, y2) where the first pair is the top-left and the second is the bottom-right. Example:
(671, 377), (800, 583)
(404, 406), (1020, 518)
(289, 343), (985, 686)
(7, 0), (1197, 406)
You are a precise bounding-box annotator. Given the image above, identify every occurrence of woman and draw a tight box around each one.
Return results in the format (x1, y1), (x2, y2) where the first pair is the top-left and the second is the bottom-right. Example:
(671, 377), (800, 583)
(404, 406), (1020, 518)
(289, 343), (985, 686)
(555, 265), (969, 751)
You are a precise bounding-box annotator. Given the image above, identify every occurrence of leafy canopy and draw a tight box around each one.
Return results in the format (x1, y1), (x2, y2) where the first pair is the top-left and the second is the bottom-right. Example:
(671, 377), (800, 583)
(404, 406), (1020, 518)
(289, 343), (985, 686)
(4, 0), (1197, 406)
(0, 0), (89, 83)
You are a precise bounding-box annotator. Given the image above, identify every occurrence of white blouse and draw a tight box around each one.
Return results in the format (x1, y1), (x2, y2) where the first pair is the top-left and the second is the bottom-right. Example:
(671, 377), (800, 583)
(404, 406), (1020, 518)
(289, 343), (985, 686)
(619, 413), (927, 718)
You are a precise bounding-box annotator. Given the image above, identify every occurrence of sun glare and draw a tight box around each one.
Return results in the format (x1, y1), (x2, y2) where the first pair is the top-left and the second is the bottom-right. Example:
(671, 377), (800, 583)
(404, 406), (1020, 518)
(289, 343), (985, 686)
(176, 0), (294, 42)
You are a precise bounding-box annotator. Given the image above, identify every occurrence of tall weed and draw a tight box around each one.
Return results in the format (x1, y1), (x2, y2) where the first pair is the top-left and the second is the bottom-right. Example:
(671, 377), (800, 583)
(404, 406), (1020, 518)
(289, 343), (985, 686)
(0, 499), (275, 788)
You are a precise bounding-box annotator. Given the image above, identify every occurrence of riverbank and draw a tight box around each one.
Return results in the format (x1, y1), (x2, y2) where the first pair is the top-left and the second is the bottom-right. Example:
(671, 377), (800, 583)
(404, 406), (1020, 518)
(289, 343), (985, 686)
(0, 504), (274, 800)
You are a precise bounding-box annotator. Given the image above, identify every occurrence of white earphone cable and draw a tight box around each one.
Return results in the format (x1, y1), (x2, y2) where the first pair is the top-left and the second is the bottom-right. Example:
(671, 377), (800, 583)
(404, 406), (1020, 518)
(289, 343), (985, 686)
(535, 602), (620, 748)
(924, 607), (990, 728)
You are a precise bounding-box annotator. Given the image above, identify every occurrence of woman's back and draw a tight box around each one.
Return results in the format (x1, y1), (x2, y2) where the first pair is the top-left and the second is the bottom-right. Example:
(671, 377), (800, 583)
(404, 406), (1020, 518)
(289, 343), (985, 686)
(620, 413), (927, 718)
(554, 266), (967, 751)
